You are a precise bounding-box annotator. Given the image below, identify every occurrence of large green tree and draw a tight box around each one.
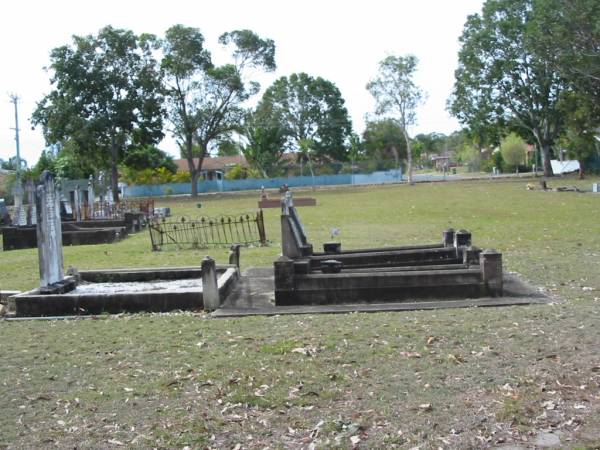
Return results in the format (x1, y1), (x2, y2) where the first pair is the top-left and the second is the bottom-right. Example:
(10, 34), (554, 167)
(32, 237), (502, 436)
(449, 0), (567, 176)
(32, 26), (165, 200)
(257, 73), (353, 165)
(367, 55), (425, 184)
(556, 91), (599, 178)
(532, 0), (600, 113)
(362, 118), (407, 169)
(161, 26), (275, 196)
(240, 109), (289, 177)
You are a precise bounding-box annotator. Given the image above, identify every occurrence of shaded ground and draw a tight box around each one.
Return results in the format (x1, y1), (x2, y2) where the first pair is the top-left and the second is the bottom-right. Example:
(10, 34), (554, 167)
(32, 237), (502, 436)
(1, 177), (600, 448)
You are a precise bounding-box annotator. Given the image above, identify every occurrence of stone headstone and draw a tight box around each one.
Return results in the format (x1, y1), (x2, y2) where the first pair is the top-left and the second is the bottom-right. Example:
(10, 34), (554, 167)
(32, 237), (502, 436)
(0, 198), (10, 225)
(281, 191), (293, 214)
(74, 185), (82, 222)
(61, 200), (73, 218)
(26, 180), (37, 225)
(12, 179), (26, 226)
(593, 183), (599, 193)
(36, 171), (64, 287)
(88, 174), (95, 218)
(107, 182), (114, 205)
(98, 171), (105, 204)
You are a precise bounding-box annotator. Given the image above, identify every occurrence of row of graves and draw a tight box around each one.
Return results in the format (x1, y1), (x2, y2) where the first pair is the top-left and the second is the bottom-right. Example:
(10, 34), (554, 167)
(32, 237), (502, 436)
(1, 172), (152, 251)
(7, 175), (549, 318)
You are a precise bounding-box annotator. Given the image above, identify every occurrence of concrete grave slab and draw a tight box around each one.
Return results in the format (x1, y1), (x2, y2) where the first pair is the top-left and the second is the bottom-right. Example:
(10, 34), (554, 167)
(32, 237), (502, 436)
(212, 269), (552, 318)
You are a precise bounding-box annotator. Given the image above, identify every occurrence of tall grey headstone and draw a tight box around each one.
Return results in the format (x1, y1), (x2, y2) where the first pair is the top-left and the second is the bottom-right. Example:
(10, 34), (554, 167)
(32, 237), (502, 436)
(26, 180), (37, 225)
(12, 179), (26, 226)
(87, 174), (95, 219)
(106, 177), (114, 205)
(98, 171), (105, 204)
(74, 184), (82, 222)
(281, 191), (293, 215)
(36, 171), (64, 287)
(98, 171), (106, 218)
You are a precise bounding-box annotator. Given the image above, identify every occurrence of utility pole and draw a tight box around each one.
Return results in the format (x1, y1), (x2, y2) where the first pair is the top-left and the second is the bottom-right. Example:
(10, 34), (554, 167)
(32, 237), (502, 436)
(9, 94), (22, 177)
(9, 94), (25, 226)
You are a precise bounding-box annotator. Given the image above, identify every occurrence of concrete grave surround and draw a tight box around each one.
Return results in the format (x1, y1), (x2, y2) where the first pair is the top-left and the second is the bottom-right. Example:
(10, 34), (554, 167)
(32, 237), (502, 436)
(12, 265), (239, 317)
(213, 193), (551, 317)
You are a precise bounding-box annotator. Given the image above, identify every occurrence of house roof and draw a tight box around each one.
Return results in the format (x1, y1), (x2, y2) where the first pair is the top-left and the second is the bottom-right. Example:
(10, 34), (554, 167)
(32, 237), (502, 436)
(174, 155), (249, 173)
(174, 153), (300, 173)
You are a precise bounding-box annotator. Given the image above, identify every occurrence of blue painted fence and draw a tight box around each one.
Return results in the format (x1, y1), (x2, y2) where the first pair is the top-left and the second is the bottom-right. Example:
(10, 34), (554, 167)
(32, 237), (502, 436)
(122, 170), (404, 198)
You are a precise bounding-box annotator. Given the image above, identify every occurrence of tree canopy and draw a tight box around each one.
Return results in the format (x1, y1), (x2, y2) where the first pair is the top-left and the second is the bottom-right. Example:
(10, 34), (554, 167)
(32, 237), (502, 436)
(32, 26), (165, 200)
(532, 0), (600, 113)
(367, 55), (424, 184)
(449, 0), (567, 176)
(257, 73), (353, 163)
(362, 119), (407, 168)
(161, 26), (275, 196)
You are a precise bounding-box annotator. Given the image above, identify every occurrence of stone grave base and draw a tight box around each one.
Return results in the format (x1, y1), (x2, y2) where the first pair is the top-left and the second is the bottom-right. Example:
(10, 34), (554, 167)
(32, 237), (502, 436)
(12, 266), (238, 317)
(211, 268), (552, 318)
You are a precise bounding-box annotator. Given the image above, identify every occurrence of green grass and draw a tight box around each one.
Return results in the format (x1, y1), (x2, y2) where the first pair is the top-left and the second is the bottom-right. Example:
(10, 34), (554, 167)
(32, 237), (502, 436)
(1, 177), (600, 448)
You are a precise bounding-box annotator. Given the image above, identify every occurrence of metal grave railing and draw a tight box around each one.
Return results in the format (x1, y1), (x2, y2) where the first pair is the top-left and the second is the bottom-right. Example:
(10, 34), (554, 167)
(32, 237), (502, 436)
(148, 210), (267, 251)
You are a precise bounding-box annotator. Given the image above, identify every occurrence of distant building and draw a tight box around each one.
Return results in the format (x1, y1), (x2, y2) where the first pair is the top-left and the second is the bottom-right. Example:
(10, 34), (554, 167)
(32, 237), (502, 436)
(173, 153), (301, 179)
(173, 155), (249, 180)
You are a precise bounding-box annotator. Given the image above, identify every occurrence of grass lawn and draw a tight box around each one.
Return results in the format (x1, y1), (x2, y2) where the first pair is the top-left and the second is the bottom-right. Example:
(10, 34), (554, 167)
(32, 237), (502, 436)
(1, 177), (600, 448)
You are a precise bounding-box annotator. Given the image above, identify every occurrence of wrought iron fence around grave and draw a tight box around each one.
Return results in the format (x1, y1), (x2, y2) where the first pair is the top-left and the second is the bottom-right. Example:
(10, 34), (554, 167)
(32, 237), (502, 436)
(80, 199), (155, 220)
(148, 210), (267, 251)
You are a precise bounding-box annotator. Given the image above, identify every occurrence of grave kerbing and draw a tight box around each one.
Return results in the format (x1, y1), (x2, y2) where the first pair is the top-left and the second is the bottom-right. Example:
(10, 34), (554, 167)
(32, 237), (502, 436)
(36, 171), (64, 288)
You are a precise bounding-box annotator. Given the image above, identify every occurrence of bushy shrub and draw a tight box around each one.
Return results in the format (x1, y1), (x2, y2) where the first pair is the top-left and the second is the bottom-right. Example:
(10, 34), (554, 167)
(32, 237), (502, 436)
(482, 151), (504, 173)
(500, 133), (527, 172)
(172, 171), (192, 183)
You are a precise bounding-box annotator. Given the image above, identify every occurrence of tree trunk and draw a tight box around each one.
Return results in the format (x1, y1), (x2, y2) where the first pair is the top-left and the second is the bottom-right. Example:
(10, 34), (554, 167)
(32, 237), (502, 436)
(189, 145), (207, 198)
(190, 170), (200, 197)
(540, 142), (554, 177)
(403, 130), (413, 184)
(578, 160), (585, 179)
(183, 135), (201, 198)
(110, 136), (120, 202)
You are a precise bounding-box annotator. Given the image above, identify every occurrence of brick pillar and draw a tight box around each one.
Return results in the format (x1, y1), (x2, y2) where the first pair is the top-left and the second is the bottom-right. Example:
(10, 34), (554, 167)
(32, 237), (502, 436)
(463, 246), (482, 265)
(228, 244), (241, 269)
(274, 256), (295, 291)
(442, 228), (455, 247)
(480, 249), (503, 296)
(201, 256), (220, 311)
(454, 229), (472, 248)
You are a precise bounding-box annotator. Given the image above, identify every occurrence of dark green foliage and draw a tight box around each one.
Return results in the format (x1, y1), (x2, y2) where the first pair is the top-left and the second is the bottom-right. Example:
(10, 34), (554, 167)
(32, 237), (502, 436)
(122, 145), (177, 173)
(32, 26), (165, 199)
(532, 0), (600, 114)
(449, 0), (566, 176)
(556, 91), (599, 178)
(257, 73), (353, 162)
(215, 139), (242, 157)
(240, 109), (289, 177)
(362, 119), (407, 168)
(161, 26), (275, 196)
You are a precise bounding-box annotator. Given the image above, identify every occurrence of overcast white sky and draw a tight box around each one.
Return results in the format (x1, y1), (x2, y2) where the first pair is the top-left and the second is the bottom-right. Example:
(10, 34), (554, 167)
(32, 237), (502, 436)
(0, 0), (483, 166)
